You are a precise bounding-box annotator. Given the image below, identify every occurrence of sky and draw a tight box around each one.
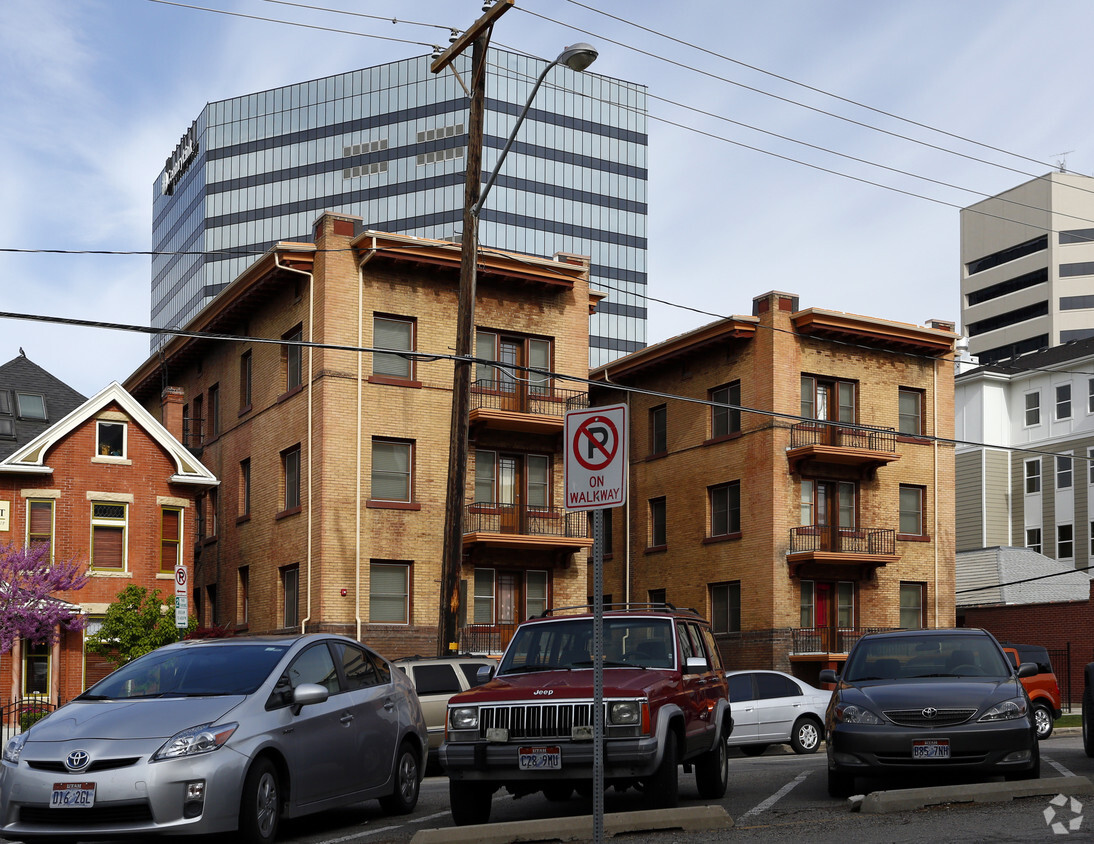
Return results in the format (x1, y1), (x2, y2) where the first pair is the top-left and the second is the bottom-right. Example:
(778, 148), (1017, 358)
(3, 0), (1094, 397)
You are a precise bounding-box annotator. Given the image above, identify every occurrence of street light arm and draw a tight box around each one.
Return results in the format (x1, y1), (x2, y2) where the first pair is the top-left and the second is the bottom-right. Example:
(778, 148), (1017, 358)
(472, 59), (557, 218)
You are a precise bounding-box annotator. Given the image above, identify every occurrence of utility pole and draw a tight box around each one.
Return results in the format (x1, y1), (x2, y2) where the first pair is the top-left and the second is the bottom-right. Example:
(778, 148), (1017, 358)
(433, 0), (513, 656)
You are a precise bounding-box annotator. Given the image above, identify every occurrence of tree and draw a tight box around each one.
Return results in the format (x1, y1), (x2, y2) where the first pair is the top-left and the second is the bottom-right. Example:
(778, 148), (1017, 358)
(0, 542), (88, 654)
(85, 584), (198, 666)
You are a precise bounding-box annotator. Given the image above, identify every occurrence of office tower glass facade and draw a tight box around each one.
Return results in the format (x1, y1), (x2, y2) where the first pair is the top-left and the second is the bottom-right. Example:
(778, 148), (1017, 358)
(151, 49), (648, 366)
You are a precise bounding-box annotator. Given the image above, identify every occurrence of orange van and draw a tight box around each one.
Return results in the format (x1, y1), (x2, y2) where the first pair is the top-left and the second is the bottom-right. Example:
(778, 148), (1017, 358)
(1002, 643), (1061, 739)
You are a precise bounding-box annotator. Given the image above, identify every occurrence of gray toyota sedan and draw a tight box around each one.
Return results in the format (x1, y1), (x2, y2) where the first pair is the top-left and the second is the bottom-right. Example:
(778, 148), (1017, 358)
(820, 628), (1039, 798)
(0, 634), (427, 843)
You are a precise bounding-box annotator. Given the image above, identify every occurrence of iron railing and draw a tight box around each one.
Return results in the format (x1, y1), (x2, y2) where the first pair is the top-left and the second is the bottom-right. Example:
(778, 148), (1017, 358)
(789, 524), (896, 556)
(464, 503), (589, 539)
(790, 626), (900, 654)
(459, 623), (519, 655)
(1, 697), (57, 737)
(471, 379), (588, 416)
(789, 422), (897, 453)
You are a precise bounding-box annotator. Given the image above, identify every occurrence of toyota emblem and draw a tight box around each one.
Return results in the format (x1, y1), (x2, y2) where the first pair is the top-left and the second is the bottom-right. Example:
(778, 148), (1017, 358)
(921, 707), (938, 719)
(65, 750), (91, 772)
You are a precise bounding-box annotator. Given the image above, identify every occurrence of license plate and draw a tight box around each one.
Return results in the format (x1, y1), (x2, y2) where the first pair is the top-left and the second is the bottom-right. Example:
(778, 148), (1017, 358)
(50, 782), (96, 808)
(912, 739), (949, 759)
(518, 745), (561, 770)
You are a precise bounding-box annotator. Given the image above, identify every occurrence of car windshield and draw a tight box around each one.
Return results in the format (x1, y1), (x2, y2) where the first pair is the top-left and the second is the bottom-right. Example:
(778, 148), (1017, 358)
(843, 634), (1011, 681)
(78, 644), (290, 700)
(498, 617), (675, 673)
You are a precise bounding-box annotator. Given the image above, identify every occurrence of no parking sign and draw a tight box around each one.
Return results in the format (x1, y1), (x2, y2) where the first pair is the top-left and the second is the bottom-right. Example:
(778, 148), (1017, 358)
(564, 405), (627, 511)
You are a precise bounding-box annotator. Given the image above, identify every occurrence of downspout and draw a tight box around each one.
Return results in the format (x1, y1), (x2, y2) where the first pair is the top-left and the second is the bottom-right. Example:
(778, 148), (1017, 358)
(275, 251), (315, 635)
(356, 240), (379, 641)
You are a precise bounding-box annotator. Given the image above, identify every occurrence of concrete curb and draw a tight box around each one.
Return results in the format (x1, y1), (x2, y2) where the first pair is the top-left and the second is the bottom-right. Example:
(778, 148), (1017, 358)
(856, 776), (1094, 814)
(408, 805), (734, 844)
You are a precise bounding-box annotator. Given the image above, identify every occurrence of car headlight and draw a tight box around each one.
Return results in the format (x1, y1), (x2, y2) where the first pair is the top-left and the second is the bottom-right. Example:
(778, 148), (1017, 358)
(449, 707), (479, 730)
(152, 722), (238, 761)
(3, 732), (29, 764)
(609, 701), (640, 725)
(979, 698), (1028, 722)
(833, 702), (883, 725)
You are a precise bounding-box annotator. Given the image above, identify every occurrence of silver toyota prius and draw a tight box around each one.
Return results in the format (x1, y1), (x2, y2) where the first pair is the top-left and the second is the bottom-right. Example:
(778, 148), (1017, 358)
(0, 634), (427, 843)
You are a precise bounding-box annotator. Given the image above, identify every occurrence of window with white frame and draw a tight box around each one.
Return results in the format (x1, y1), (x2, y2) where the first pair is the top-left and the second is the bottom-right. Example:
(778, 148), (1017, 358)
(1058, 524), (1074, 560)
(90, 502), (127, 570)
(1089, 448), (1094, 486)
(1026, 528), (1042, 553)
(1026, 459), (1041, 494)
(1057, 454), (1073, 490)
(27, 499), (53, 558)
(96, 421), (125, 458)
(1057, 384), (1073, 420)
(370, 561), (410, 624)
(1025, 391), (1040, 426)
(1089, 377), (1094, 413)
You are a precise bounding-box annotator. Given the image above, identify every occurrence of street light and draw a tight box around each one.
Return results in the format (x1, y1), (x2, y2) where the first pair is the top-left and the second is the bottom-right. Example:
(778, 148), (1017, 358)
(437, 41), (599, 659)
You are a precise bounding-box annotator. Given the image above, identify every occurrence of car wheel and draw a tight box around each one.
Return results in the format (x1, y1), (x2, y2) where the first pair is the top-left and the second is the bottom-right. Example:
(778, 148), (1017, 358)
(543, 784), (573, 802)
(239, 757), (280, 844)
(740, 744), (769, 757)
(1032, 703), (1054, 741)
(379, 740), (421, 815)
(449, 780), (493, 826)
(791, 717), (822, 754)
(1005, 738), (1040, 781)
(827, 766), (854, 799)
(645, 729), (679, 809)
(694, 735), (729, 799)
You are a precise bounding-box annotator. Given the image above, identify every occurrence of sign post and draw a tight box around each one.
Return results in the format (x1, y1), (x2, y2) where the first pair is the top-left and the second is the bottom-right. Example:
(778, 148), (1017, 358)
(564, 404), (627, 843)
(174, 563), (188, 630)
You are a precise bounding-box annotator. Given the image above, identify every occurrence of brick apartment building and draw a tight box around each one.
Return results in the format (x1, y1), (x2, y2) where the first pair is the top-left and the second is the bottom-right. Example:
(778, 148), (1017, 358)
(0, 381), (216, 705)
(588, 291), (958, 684)
(124, 212), (597, 658)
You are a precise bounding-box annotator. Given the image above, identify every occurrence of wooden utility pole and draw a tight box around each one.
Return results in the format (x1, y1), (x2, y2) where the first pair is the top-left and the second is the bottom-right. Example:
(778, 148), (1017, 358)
(433, 0), (512, 656)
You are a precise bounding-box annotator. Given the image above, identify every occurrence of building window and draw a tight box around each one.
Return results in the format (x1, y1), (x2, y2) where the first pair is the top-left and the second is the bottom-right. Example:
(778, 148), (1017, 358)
(709, 481), (741, 538)
(1024, 392), (1040, 426)
(710, 582), (741, 634)
(26, 499), (53, 557)
(239, 350), (252, 410)
(203, 489), (217, 538)
(899, 485), (925, 536)
(160, 507), (181, 572)
(207, 383), (220, 437)
(1025, 459), (1041, 494)
(282, 445), (301, 511)
(91, 502), (127, 570)
(801, 375), (856, 423)
(0, 390), (12, 438)
(474, 450), (549, 508)
(649, 405), (666, 455)
(473, 569), (495, 624)
(238, 566), (249, 625)
(283, 325), (303, 391)
(1058, 524), (1074, 560)
(898, 388), (924, 436)
(15, 393), (46, 420)
(371, 439), (412, 502)
(23, 639), (49, 697)
(837, 582), (854, 627)
(190, 395), (204, 447)
(899, 583), (925, 629)
(96, 421), (125, 457)
(710, 382), (741, 438)
(1056, 384), (1072, 420)
(370, 561), (410, 624)
(282, 565), (299, 628)
(239, 459), (251, 517)
(373, 316), (415, 380)
(648, 588), (666, 606)
(800, 480), (856, 528)
(1026, 528), (1042, 554)
(526, 570), (548, 618)
(1057, 454), (1073, 490)
(649, 497), (666, 548)
(475, 330), (552, 395)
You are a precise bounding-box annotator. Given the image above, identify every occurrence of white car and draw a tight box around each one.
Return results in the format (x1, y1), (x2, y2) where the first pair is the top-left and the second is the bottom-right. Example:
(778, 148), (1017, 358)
(725, 669), (830, 755)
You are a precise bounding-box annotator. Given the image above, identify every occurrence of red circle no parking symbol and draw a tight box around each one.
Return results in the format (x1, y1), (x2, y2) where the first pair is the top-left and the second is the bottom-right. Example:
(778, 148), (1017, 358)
(572, 415), (619, 471)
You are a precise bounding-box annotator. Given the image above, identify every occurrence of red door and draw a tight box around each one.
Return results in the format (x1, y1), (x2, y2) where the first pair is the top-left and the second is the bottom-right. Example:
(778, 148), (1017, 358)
(815, 583), (834, 652)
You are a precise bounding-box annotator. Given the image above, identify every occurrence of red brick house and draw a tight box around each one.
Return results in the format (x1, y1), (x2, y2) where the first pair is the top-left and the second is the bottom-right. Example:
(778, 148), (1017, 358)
(0, 381), (217, 706)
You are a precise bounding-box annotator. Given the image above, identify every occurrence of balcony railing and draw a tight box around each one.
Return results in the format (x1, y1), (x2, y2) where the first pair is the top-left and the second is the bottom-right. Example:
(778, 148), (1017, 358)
(464, 503), (589, 539)
(791, 626), (900, 655)
(789, 524), (896, 556)
(459, 622), (519, 655)
(471, 379), (588, 416)
(789, 422), (897, 453)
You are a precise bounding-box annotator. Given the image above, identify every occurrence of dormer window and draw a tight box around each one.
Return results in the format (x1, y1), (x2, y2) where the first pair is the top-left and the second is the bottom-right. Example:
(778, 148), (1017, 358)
(0, 390), (12, 438)
(97, 421), (126, 458)
(15, 393), (45, 420)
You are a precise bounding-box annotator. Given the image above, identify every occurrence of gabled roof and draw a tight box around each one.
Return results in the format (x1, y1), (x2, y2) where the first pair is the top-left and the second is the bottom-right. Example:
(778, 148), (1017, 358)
(955, 546), (1092, 607)
(0, 381), (218, 487)
(0, 354), (86, 460)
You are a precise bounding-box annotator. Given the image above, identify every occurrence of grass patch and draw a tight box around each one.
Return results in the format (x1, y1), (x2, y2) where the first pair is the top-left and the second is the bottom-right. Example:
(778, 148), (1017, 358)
(1056, 713), (1081, 728)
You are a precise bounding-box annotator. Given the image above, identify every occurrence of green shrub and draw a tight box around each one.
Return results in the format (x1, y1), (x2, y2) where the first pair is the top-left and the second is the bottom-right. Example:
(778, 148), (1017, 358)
(19, 709), (47, 732)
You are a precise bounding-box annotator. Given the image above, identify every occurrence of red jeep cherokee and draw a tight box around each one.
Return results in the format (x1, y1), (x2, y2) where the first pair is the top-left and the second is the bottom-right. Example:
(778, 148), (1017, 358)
(440, 604), (733, 825)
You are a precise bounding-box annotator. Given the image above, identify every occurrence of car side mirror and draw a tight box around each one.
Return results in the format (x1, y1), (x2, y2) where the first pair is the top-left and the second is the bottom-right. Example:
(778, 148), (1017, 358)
(291, 682), (329, 715)
(818, 669), (839, 684)
(685, 656), (709, 674)
(1017, 662), (1038, 679)
(476, 664), (495, 684)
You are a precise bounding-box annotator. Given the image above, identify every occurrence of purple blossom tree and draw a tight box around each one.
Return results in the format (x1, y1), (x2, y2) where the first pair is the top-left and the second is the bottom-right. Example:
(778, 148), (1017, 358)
(0, 542), (89, 653)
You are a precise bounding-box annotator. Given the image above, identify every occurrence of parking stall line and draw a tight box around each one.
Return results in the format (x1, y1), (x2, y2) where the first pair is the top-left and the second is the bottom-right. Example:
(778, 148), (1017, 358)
(1043, 754), (1078, 778)
(315, 810), (451, 843)
(740, 770), (811, 818)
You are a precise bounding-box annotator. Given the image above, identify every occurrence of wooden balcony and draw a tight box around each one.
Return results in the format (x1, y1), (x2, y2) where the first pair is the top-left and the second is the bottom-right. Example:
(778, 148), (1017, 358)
(469, 379), (588, 435)
(462, 503), (594, 553)
(787, 524), (899, 577)
(786, 422), (899, 478)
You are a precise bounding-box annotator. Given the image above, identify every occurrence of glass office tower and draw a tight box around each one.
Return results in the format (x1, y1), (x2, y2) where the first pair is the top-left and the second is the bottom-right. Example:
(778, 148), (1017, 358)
(151, 49), (648, 366)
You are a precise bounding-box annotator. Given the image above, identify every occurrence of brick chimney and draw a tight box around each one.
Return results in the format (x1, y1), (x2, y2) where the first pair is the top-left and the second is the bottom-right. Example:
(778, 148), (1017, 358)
(161, 386), (184, 441)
